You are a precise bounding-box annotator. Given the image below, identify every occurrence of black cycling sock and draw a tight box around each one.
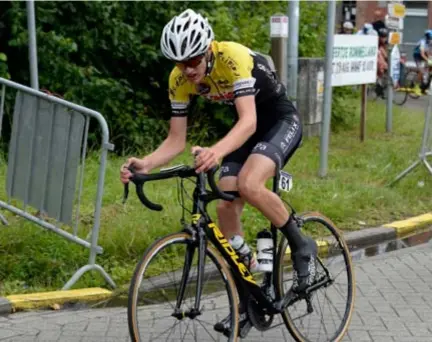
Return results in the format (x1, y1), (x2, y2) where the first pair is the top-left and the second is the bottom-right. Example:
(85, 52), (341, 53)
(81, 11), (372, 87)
(279, 215), (306, 253)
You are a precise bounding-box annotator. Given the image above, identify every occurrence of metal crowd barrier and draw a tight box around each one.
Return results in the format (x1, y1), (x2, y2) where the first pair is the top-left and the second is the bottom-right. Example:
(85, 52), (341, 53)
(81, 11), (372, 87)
(390, 90), (432, 185)
(0, 77), (116, 290)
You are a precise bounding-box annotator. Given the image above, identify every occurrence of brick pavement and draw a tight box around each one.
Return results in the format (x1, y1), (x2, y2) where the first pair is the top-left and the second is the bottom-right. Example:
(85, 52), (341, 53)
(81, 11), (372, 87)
(1, 242), (432, 342)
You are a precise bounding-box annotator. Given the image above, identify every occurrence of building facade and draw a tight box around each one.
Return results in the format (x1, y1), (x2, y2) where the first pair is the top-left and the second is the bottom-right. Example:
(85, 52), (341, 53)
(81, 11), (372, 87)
(339, 1), (432, 56)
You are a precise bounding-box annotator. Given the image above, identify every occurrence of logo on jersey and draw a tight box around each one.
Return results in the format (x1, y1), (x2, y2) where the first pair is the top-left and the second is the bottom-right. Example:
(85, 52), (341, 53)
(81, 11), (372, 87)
(197, 83), (211, 95)
(220, 54), (239, 72)
(233, 78), (256, 92)
(170, 73), (187, 97)
(217, 79), (231, 89)
(204, 91), (235, 104)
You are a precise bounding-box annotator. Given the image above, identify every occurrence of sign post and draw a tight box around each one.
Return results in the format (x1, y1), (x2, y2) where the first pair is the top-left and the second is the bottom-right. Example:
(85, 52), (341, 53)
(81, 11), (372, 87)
(385, 2), (405, 133)
(270, 14), (289, 88)
(319, 0), (336, 178)
(287, 1), (299, 106)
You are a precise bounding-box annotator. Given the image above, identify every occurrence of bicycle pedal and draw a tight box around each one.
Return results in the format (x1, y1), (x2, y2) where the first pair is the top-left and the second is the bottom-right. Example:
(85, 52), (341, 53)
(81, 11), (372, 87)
(238, 319), (253, 338)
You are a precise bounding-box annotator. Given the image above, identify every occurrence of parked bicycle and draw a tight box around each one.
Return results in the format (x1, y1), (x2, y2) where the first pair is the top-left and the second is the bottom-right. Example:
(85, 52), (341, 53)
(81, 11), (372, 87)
(125, 162), (356, 342)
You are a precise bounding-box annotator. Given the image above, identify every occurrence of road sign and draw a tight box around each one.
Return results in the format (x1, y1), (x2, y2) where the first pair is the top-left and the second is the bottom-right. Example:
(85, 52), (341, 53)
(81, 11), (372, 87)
(389, 31), (402, 45)
(388, 3), (406, 18)
(386, 15), (404, 30)
(390, 45), (401, 86)
(270, 15), (288, 38)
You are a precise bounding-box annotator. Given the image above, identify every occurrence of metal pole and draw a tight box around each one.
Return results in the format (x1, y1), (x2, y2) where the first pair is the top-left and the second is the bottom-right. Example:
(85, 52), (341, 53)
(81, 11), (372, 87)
(318, 0), (336, 178)
(26, 0), (39, 90)
(386, 45), (393, 132)
(287, 0), (299, 105)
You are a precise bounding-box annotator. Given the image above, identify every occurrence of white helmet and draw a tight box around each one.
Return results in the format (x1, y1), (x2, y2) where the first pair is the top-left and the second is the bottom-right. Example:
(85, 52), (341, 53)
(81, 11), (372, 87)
(160, 9), (214, 62)
(343, 21), (354, 30)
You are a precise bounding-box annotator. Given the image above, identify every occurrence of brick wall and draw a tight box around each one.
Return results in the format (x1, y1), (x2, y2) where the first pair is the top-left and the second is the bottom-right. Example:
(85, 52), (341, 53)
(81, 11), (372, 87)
(355, 1), (379, 29)
(356, 1), (432, 30)
(429, 1), (432, 29)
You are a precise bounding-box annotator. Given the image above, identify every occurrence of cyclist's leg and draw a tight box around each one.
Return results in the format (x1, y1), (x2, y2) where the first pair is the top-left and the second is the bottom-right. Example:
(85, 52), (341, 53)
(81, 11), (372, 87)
(237, 112), (317, 292)
(216, 143), (252, 240)
(415, 57), (428, 92)
(215, 145), (254, 336)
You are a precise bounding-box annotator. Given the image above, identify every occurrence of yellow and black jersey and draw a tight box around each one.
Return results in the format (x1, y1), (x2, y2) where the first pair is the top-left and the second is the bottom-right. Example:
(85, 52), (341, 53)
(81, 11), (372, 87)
(168, 40), (287, 117)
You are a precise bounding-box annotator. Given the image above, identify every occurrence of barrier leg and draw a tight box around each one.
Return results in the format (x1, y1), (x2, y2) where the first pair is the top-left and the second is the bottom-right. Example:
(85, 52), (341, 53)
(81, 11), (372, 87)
(62, 264), (116, 290)
(388, 160), (421, 186)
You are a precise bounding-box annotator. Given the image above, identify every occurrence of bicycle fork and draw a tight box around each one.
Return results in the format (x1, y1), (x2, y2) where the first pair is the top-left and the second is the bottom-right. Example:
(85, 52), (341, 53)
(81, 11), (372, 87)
(171, 229), (207, 320)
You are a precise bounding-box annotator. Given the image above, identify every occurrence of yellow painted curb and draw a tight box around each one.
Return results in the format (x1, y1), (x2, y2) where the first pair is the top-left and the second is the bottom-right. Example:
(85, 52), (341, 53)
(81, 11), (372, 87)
(6, 287), (113, 310)
(382, 213), (432, 237)
(285, 239), (329, 257)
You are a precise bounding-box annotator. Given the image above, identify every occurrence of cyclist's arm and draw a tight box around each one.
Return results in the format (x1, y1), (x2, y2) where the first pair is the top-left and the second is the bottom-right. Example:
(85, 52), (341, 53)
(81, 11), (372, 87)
(210, 45), (257, 158)
(420, 42), (429, 61)
(142, 69), (189, 171)
(211, 95), (257, 158)
(143, 117), (187, 171)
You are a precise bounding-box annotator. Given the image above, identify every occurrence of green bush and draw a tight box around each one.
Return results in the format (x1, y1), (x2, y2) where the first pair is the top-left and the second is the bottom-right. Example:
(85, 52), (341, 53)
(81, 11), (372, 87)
(0, 1), (354, 154)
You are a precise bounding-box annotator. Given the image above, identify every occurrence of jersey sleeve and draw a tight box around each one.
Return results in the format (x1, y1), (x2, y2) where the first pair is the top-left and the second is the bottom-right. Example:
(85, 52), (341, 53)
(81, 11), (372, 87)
(168, 69), (191, 117)
(218, 43), (256, 99)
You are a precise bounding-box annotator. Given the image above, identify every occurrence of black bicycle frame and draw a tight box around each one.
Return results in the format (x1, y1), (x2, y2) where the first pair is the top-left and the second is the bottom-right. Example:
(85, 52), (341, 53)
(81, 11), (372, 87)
(125, 165), (300, 316)
(184, 170), (297, 315)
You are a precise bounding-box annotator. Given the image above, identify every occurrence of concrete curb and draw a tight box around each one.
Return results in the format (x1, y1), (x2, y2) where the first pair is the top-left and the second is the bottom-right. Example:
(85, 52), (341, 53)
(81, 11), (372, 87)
(0, 287), (113, 315)
(1, 212), (431, 315)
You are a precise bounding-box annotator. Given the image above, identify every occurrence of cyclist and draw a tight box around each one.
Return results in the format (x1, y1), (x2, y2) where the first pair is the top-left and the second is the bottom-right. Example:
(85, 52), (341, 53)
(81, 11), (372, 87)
(120, 8), (317, 337)
(375, 27), (389, 97)
(341, 21), (354, 34)
(413, 29), (432, 95)
(356, 22), (378, 36)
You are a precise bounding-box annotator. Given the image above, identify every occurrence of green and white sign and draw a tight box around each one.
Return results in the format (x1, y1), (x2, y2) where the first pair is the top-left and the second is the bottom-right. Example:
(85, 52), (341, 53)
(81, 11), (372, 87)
(332, 35), (379, 86)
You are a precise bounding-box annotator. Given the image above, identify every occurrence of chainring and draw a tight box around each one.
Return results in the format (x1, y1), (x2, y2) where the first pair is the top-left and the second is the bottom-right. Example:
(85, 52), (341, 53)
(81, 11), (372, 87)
(247, 296), (274, 331)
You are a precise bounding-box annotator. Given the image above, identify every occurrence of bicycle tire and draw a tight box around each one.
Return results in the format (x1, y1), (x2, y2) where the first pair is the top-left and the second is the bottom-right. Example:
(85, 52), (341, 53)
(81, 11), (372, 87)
(393, 85), (408, 106)
(127, 231), (240, 342)
(274, 212), (356, 342)
(366, 83), (379, 101)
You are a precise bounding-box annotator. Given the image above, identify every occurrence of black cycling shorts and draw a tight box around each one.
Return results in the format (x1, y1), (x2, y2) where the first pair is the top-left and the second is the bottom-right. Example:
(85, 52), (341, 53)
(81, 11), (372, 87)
(219, 97), (302, 179)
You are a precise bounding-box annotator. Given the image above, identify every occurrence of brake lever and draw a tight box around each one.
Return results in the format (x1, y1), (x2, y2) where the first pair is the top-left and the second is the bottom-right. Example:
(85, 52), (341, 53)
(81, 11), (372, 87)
(122, 165), (136, 204)
(122, 183), (129, 204)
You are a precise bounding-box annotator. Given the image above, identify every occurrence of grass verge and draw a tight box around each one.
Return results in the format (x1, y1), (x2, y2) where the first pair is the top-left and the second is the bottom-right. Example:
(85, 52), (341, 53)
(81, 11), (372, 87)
(0, 100), (431, 295)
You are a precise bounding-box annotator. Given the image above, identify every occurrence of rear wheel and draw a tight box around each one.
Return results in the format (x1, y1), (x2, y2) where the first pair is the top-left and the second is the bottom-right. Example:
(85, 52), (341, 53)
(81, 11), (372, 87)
(405, 70), (421, 99)
(275, 212), (356, 342)
(128, 231), (240, 342)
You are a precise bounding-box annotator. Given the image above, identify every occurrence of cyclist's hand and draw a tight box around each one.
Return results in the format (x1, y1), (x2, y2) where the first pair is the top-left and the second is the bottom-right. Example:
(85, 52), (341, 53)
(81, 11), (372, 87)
(191, 146), (220, 173)
(120, 157), (150, 184)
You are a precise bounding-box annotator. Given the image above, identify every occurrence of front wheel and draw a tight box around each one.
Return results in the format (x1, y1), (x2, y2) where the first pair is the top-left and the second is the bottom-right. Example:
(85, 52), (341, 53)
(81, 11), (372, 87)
(274, 212), (356, 342)
(127, 231), (240, 342)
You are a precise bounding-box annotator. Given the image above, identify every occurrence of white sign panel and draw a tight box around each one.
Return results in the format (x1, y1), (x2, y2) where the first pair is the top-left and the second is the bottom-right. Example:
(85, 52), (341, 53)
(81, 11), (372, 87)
(390, 45), (401, 86)
(332, 35), (379, 86)
(386, 15), (404, 30)
(270, 15), (288, 38)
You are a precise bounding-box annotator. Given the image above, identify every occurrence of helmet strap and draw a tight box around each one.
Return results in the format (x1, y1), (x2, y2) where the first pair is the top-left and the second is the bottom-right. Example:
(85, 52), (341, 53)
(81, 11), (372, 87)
(205, 51), (215, 76)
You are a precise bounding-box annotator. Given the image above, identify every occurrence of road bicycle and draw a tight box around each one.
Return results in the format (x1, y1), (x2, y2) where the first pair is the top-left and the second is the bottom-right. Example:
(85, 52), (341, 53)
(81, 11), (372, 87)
(397, 64), (432, 100)
(367, 72), (409, 106)
(125, 163), (356, 341)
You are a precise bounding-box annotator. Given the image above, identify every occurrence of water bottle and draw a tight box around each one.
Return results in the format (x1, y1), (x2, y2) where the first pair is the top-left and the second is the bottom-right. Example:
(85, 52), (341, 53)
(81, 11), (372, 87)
(256, 229), (273, 272)
(229, 235), (257, 271)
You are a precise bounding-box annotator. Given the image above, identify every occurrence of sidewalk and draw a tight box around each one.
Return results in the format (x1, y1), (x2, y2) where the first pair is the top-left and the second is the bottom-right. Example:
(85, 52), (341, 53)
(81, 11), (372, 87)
(1, 241), (432, 341)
